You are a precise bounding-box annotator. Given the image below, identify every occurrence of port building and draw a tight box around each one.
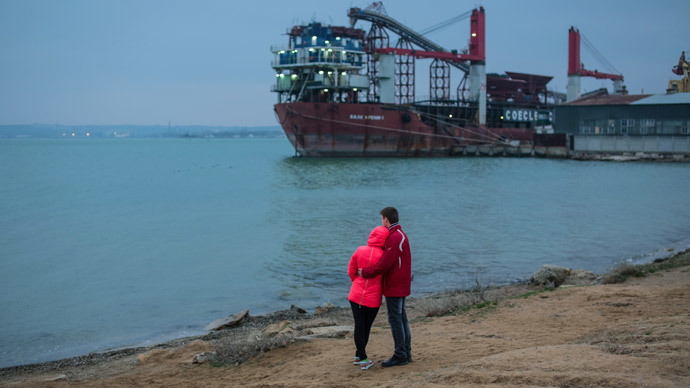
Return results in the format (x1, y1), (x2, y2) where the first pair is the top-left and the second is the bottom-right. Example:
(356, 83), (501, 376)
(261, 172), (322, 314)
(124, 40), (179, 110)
(554, 92), (690, 156)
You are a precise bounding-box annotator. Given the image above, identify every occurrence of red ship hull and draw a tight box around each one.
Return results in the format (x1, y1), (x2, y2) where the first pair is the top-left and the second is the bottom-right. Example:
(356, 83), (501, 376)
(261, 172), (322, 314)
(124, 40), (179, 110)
(274, 102), (536, 157)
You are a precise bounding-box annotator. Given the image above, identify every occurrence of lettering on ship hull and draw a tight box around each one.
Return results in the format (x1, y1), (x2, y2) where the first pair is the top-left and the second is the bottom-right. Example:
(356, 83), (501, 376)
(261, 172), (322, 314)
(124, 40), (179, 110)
(349, 114), (384, 120)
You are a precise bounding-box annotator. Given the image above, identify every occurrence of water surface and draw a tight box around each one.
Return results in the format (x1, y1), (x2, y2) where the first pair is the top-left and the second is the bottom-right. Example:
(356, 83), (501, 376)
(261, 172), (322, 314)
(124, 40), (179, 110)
(1, 138), (689, 367)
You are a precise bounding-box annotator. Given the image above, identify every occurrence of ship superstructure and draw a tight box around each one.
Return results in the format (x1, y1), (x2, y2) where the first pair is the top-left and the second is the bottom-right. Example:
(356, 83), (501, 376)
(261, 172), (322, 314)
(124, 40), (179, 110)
(272, 23), (370, 104)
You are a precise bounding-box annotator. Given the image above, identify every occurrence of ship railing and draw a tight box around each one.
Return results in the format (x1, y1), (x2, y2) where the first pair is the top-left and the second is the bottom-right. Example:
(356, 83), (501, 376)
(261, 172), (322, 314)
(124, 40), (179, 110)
(413, 97), (473, 106)
(271, 59), (365, 68)
(271, 75), (370, 93)
(271, 44), (364, 54)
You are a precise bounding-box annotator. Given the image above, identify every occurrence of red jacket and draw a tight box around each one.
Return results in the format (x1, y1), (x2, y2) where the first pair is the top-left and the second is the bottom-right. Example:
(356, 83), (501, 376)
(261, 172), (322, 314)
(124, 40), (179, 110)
(348, 226), (389, 308)
(361, 224), (411, 297)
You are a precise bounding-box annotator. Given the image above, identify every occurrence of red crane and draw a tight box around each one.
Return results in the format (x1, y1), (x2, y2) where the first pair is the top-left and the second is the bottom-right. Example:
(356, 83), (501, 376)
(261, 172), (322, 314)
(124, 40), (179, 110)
(567, 26), (624, 101)
(568, 26), (623, 81)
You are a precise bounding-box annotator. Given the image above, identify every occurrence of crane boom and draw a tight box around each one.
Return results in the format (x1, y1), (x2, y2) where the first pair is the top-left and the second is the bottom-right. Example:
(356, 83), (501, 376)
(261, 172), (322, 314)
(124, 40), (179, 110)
(348, 7), (471, 74)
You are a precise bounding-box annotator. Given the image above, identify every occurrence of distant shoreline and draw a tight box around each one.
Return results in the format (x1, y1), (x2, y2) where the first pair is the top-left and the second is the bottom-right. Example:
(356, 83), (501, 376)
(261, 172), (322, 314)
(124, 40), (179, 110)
(0, 124), (284, 139)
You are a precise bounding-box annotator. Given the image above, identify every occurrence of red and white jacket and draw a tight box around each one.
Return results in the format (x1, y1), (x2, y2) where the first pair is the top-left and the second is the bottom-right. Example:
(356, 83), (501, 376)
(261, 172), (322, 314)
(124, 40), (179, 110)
(348, 226), (389, 308)
(361, 223), (411, 297)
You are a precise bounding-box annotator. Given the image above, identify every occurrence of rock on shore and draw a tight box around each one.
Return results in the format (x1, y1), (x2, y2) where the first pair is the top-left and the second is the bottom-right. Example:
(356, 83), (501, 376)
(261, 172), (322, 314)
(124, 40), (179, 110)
(262, 321), (295, 337)
(530, 264), (571, 288)
(205, 310), (249, 331)
(315, 302), (336, 315)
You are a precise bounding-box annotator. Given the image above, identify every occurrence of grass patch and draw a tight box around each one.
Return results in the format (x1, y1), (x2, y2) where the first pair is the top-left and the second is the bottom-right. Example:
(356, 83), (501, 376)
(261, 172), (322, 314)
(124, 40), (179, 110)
(464, 300), (498, 312)
(418, 292), (497, 317)
(418, 293), (472, 317)
(419, 277), (491, 317)
(452, 300), (499, 317)
(602, 263), (646, 284)
(603, 249), (690, 284)
(474, 300), (498, 309)
(645, 251), (690, 273)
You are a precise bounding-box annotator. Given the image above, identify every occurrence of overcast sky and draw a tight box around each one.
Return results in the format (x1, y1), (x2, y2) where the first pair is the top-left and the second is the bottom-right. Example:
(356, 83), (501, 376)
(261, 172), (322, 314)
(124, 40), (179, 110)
(1, 0), (688, 126)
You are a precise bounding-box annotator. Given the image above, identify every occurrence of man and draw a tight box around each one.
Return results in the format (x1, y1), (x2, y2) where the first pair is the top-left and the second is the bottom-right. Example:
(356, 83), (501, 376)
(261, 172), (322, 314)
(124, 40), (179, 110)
(358, 206), (412, 367)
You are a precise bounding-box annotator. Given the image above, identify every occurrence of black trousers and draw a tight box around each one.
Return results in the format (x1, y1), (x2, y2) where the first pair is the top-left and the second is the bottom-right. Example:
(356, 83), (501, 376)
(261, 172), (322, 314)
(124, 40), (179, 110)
(349, 300), (380, 360)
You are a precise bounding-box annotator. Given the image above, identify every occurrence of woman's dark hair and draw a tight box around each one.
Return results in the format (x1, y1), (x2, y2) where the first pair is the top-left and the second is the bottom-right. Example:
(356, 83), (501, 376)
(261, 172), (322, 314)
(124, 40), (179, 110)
(380, 207), (399, 224)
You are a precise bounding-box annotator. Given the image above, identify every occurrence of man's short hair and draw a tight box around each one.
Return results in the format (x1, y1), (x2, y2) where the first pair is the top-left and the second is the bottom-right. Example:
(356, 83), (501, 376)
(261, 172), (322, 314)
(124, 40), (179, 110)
(380, 207), (399, 224)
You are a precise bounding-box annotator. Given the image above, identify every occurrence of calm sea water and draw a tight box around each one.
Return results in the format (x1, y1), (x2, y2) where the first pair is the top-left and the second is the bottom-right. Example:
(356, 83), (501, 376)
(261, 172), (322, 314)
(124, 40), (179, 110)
(1, 138), (690, 368)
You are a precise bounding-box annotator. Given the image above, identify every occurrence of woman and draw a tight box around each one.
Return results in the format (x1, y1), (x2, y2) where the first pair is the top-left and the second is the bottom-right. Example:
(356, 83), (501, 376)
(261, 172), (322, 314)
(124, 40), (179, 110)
(347, 226), (389, 370)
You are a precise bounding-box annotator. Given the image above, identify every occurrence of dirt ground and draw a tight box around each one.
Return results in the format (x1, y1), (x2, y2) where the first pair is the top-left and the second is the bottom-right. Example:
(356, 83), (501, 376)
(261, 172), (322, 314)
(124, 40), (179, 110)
(2, 264), (689, 388)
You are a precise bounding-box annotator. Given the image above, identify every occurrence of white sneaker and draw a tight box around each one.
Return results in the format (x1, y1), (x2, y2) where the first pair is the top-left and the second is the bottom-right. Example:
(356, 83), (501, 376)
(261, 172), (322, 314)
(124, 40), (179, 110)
(353, 356), (361, 365)
(360, 359), (374, 370)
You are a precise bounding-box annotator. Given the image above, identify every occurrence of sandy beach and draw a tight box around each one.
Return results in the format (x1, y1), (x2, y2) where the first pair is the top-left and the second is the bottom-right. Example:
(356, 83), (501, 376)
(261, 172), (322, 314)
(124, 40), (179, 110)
(2, 251), (689, 387)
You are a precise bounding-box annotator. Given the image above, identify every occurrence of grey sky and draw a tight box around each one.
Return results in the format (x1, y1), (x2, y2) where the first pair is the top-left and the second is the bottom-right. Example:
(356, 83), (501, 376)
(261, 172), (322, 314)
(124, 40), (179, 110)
(1, 0), (688, 126)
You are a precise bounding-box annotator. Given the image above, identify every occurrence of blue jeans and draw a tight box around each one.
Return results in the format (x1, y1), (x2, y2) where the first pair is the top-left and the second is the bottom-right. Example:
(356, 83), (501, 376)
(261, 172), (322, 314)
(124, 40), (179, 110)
(386, 296), (411, 360)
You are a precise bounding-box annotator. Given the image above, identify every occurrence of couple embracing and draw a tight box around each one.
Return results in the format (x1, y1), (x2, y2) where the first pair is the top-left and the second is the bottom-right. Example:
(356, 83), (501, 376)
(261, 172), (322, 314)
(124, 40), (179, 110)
(347, 207), (412, 370)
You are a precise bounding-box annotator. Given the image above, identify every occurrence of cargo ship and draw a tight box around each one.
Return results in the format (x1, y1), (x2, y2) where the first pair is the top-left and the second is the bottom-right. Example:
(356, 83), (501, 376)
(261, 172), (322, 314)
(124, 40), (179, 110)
(271, 3), (566, 157)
